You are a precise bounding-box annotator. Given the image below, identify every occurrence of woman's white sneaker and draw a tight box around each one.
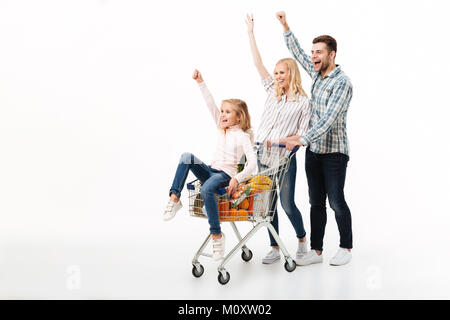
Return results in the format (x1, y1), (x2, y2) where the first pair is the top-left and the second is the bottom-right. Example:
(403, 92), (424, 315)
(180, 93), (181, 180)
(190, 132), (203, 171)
(329, 248), (352, 266)
(262, 248), (280, 264)
(296, 241), (308, 259)
(212, 233), (226, 261)
(295, 250), (323, 266)
(163, 200), (182, 221)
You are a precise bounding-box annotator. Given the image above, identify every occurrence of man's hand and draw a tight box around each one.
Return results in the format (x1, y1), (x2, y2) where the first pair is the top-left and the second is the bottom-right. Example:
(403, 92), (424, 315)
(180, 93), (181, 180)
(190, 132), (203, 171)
(226, 178), (239, 197)
(245, 13), (254, 33)
(285, 137), (302, 151)
(192, 69), (204, 83)
(275, 11), (289, 32)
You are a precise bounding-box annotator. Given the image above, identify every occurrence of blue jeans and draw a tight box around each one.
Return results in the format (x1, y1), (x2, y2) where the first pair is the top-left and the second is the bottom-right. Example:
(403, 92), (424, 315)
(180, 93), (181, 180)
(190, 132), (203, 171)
(305, 148), (352, 251)
(169, 152), (231, 235)
(261, 154), (307, 246)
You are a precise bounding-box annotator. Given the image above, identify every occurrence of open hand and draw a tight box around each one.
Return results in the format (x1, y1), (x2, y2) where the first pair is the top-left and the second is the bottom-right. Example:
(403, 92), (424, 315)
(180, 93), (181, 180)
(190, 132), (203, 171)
(245, 13), (254, 33)
(192, 69), (203, 83)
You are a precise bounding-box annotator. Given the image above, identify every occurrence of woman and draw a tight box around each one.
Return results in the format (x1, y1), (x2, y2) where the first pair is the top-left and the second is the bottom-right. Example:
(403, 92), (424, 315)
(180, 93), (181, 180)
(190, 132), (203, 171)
(246, 14), (312, 264)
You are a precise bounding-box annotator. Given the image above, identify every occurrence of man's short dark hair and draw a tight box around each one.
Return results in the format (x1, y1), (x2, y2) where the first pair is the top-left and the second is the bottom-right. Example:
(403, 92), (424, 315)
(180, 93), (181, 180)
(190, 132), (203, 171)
(313, 35), (337, 54)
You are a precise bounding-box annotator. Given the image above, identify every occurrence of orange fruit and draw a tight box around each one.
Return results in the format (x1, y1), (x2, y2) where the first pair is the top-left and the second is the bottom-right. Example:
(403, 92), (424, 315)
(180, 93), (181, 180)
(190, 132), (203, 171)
(239, 198), (249, 210)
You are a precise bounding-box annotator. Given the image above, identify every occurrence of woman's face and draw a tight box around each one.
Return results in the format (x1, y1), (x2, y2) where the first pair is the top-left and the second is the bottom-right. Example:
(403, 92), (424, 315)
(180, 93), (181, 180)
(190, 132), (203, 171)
(274, 63), (290, 90)
(220, 102), (240, 129)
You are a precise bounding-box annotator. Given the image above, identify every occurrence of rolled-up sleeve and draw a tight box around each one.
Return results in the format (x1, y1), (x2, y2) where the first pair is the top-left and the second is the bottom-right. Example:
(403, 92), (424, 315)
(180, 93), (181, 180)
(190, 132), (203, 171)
(284, 30), (314, 78)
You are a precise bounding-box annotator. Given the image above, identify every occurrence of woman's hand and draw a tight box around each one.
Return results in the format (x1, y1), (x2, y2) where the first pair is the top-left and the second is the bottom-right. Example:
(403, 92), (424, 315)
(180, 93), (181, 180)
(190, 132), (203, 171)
(266, 140), (272, 148)
(192, 69), (203, 83)
(245, 13), (254, 33)
(226, 178), (239, 197)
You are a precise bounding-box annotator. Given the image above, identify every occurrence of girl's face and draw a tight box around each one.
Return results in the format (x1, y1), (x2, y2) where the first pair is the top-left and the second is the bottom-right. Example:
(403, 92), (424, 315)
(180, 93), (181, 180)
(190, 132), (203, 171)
(274, 63), (290, 90)
(220, 102), (240, 129)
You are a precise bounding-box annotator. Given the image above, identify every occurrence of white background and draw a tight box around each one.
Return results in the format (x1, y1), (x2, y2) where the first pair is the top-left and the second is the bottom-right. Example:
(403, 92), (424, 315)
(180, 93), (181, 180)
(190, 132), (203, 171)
(1, 0), (449, 299)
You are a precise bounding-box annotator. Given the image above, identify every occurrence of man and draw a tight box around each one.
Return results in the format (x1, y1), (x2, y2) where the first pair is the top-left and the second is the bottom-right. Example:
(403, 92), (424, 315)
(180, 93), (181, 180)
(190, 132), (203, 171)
(276, 11), (353, 266)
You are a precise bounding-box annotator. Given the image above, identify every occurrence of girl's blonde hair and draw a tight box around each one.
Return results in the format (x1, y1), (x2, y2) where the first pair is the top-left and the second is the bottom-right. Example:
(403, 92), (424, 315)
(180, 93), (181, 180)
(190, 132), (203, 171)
(222, 99), (254, 144)
(274, 58), (308, 101)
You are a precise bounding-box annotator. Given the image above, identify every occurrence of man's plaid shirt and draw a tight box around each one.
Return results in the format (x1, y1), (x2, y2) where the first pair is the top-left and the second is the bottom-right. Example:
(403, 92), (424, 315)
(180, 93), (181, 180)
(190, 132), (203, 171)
(284, 30), (352, 155)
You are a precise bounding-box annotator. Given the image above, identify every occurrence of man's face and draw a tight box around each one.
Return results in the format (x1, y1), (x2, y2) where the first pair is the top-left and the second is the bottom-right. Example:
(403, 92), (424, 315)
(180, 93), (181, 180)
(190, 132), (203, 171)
(311, 42), (335, 73)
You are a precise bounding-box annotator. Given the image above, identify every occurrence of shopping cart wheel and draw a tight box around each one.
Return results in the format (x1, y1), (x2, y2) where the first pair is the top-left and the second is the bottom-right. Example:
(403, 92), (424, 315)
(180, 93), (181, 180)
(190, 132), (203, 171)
(218, 271), (230, 285)
(192, 264), (204, 278)
(241, 249), (253, 262)
(284, 259), (296, 272)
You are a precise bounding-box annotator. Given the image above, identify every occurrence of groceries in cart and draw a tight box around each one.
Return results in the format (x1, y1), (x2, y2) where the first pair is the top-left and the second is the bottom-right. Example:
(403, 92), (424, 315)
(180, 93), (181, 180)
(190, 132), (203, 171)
(188, 174), (273, 222)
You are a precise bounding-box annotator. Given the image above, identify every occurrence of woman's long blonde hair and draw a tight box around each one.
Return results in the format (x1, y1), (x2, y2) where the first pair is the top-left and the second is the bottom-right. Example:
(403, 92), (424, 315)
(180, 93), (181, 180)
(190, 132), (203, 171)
(222, 99), (254, 144)
(274, 58), (308, 101)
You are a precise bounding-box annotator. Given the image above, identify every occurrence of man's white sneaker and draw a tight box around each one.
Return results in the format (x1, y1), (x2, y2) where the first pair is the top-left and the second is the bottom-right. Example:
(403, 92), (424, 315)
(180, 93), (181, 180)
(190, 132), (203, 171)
(262, 248), (280, 264)
(163, 200), (182, 221)
(296, 241), (308, 259)
(329, 248), (352, 266)
(295, 250), (323, 266)
(212, 233), (226, 261)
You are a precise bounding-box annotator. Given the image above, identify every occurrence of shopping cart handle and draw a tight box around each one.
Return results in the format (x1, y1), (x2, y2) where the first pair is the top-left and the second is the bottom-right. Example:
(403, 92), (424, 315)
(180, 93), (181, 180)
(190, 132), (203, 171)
(256, 142), (300, 154)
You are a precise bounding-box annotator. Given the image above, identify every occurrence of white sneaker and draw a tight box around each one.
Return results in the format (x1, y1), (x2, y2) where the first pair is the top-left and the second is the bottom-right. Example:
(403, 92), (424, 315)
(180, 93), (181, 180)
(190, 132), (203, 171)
(262, 248), (280, 264)
(163, 200), (182, 221)
(330, 248), (352, 266)
(212, 233), (226, 261)
(296, 250), (323, 266)
(296, 241), (308, 259)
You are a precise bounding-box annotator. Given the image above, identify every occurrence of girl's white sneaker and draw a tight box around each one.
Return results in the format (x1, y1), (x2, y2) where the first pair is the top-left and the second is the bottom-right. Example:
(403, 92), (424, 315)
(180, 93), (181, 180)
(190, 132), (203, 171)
(163, 200), (182, 221)
(329, 248), (352, 266)
(212, 233), (226, 261)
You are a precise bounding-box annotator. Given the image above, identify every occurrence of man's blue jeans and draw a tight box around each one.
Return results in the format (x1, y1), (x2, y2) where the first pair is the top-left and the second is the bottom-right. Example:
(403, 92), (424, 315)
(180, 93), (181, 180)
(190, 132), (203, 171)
(169, 152), (230, 235)
(261, 154), (307, 247)
(305, 148), (353, 251)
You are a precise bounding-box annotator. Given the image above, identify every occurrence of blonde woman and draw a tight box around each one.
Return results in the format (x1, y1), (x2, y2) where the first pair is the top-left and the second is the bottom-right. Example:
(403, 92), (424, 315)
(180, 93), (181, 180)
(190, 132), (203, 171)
(246, 14), (312, 264)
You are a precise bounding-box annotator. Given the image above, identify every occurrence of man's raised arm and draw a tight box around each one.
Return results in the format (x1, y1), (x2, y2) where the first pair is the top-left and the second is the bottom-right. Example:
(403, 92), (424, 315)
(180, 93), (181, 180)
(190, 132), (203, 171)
(276, 11), (314, 77)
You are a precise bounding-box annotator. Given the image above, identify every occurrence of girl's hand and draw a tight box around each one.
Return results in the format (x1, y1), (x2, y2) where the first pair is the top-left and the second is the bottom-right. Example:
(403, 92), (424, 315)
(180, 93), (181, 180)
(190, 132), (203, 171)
(245, 13), (254, 33)
(226, 178), (239, 197)
(266, 140), (272, 148)
(192, 69), (203, 83)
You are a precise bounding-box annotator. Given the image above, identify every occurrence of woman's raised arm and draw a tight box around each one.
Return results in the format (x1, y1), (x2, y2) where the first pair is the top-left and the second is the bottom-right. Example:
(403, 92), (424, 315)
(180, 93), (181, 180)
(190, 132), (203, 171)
(246, 14), (270, 80)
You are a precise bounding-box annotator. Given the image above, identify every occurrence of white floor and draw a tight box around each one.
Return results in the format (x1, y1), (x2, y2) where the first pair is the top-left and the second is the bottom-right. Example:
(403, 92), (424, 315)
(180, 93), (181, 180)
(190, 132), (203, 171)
(1, 206), (449, 300)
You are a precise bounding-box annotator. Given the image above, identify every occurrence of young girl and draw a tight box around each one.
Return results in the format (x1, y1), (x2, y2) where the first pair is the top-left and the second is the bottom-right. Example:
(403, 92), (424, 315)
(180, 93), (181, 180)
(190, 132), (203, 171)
(246, 14), (312, 264)
(163, 69), (257, 261)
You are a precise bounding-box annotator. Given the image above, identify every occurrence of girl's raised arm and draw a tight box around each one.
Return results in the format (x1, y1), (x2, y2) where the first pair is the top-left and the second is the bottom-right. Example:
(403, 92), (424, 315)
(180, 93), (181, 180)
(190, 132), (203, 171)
(246, 14), (270, 80)
(193, 69), (220, 127)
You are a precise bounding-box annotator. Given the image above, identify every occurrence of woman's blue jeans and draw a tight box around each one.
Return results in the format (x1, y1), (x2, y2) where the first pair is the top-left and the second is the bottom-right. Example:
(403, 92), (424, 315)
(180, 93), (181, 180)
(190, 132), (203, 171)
(169, 152), (230, 235)
(261, 154), (307, 246)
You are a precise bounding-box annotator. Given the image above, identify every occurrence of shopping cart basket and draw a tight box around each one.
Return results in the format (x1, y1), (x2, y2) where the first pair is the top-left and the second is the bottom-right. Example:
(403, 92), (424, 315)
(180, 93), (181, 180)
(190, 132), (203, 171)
(187, 143), (299, 285)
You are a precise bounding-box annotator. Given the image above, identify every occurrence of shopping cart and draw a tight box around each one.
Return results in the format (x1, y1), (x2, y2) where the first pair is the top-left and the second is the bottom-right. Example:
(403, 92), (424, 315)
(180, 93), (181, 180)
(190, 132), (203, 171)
(186, 143), (299, 285)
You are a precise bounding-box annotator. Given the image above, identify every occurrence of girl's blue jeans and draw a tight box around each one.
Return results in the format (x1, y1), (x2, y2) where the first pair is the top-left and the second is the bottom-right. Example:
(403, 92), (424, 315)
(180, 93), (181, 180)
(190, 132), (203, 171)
(169, 152), (231, 235)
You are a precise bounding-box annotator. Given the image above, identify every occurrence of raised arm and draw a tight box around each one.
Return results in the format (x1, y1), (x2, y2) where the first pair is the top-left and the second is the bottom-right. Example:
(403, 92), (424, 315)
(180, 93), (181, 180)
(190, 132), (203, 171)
(276, 11), (314, 77)
(246, 14), (270, 80)
(193, 69), (220, 127)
